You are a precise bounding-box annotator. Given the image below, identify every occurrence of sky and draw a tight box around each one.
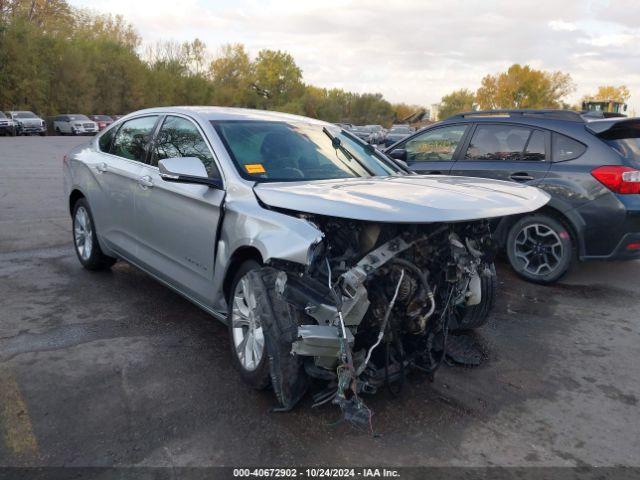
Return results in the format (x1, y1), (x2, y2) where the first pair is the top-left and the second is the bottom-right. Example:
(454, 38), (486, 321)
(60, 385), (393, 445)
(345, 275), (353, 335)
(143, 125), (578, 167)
(69, 0), (640, 114)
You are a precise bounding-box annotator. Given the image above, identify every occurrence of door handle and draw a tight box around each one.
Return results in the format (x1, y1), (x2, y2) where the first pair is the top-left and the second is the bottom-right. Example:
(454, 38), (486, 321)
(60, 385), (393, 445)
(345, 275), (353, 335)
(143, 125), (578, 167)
(137, 175), (154, 189)
(510, 172), (534, 182)
(96, 162), (108, 173)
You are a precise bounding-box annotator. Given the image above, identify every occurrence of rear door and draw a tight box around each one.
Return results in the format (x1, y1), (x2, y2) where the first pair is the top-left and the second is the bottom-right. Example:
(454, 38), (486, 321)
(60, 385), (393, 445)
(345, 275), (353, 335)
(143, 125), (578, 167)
(89, 115), (160, 258)
(398, 124), (470, 174)
(133, 114), (225, 307)
(450, 123), (552, 184)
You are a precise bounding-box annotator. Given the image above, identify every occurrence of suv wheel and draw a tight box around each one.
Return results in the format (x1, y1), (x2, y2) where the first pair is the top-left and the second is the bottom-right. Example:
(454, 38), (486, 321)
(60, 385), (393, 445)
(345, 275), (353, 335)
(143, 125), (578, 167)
(72, 198), (117, 270)
(506, 214), (573, 284)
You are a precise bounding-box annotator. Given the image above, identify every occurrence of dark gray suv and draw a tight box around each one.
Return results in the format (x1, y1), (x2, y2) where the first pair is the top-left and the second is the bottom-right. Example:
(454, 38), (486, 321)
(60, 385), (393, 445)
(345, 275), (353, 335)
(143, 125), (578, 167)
(385, 110), (640, 284)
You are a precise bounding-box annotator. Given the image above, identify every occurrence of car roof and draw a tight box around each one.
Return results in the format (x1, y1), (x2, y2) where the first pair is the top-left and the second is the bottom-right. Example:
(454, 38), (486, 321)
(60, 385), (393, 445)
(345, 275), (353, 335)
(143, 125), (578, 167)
(435, 113), (593, 138)
(127, 106), (331, 125)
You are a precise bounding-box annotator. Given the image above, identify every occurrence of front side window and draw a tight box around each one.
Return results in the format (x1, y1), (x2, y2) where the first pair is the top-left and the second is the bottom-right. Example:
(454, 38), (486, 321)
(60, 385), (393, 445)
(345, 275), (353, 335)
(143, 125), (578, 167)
(99, 127), (116, 152)
(111, 116), (158, 162)
(404, 125), (468, 162)
(213, 121), (402, 182)
(152, 116), (219, 177)
(553, 133), (586, 161)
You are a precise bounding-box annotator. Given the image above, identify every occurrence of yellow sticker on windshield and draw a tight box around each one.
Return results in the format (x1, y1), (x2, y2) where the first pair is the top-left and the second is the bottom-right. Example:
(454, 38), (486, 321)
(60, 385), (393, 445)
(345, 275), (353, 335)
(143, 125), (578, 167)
(245, 163), (266, 174)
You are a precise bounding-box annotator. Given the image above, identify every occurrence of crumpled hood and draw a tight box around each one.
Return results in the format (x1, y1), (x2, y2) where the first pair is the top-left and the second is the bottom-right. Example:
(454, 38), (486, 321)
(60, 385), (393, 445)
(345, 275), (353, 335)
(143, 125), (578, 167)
(254, 175), (550, 223)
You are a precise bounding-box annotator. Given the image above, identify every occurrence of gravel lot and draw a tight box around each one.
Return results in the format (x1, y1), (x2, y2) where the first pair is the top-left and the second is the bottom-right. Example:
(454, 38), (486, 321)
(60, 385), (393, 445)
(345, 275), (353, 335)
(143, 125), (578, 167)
(1, 137), (639, 467)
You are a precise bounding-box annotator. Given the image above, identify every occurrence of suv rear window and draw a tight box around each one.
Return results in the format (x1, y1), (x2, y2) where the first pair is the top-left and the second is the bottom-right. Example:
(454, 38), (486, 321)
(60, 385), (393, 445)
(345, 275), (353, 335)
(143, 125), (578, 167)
(552, 133), (586, 161)
(605, 138), (640, 162)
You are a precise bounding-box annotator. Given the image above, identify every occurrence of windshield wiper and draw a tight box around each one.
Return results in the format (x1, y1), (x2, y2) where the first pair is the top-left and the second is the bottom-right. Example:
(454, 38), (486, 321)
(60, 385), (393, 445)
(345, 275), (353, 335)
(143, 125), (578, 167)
(339, 129), (410, 175)
(322, 127), (375, 176)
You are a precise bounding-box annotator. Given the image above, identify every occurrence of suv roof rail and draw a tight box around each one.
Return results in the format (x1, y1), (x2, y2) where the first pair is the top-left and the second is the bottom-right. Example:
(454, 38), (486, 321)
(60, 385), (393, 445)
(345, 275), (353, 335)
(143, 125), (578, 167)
(446, 109), (585, 122)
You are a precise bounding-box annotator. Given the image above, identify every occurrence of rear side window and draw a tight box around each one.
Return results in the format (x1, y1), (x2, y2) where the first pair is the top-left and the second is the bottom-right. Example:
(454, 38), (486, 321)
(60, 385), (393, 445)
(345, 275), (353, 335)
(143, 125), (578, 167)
(99, 128), (115, 152)
(522, 130), (546, 161)
(552, 133), (586, 161)
(465, 124), (532, 161)
(111, 116), (158, 162)
(152, 116), (219, 177)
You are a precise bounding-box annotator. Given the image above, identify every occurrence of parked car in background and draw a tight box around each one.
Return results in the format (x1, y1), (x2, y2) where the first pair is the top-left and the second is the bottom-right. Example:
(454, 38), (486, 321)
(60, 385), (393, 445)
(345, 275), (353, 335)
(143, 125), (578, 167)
(0, 112), (16, 136)
(365, 124), (386, 144)
(54, 114), (99, 135)
(335, 122), (353, 130)
(5, 111), (46, 136)
(385, 109), (640, 284)
(350, 125), (374, 142)
(89, 115), (114, 131)
(384, 125), (414, 147)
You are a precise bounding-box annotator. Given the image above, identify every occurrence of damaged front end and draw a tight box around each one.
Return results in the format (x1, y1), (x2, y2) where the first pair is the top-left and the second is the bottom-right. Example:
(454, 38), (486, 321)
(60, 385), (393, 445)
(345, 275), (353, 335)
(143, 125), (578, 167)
(261, 215), (497, 428)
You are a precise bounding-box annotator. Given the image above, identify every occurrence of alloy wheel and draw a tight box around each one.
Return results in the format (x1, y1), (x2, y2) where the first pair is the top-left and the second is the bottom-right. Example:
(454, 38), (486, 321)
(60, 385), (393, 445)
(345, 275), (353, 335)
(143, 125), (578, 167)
(514, 223), (563, 276)
(231, 276), (264, 371)
(74, 206), (93, 261)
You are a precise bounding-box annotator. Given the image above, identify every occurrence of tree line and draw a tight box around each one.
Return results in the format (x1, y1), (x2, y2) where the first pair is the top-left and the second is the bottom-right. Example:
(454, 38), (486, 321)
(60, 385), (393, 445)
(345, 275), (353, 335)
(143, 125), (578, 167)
(0, 0), (632, 125)
(0, 0), (421, 125)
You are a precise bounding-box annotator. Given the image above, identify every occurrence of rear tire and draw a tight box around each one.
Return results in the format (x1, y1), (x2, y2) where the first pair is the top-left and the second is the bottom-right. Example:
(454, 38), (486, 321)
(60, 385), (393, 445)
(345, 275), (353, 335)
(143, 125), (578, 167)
(72, 198), (117, 271)
(451, 263), (497, 331)
(506, 214), (573, 284)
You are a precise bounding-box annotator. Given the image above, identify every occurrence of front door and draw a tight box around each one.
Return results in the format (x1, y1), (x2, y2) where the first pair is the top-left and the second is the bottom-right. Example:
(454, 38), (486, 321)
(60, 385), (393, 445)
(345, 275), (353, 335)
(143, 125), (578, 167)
(400, 124), (471, 175)
(134, 115), (225, 307)
(450, 123), (552, 185)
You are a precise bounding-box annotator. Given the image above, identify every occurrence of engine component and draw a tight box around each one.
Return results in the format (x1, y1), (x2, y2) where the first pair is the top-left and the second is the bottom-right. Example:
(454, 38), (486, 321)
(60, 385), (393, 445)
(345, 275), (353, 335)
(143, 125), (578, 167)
(265, 217), (496, 429)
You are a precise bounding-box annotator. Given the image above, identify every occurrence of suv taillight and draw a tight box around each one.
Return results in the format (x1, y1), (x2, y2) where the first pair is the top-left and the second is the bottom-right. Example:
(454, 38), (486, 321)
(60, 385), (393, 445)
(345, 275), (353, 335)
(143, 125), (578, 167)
(591, 166), (640, 194)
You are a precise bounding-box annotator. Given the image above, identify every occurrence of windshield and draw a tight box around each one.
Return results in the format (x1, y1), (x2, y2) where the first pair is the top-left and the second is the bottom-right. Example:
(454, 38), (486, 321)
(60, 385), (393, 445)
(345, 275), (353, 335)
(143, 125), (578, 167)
(389, 127), (411, 134)
(213, 120), (404, 182)
(0, 112), (6, 119)
(15, 112), (37, 119)
(69, 115), (90, 121)
(92, 115), (112, 121)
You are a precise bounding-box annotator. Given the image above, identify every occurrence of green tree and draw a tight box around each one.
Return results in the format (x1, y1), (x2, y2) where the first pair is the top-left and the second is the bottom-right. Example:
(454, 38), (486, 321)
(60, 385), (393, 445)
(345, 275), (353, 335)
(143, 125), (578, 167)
(209, 44), (256, 107)
(475, 64), (574, 110)
(252, 49), (303, 109)
(438, 89), (476, 120)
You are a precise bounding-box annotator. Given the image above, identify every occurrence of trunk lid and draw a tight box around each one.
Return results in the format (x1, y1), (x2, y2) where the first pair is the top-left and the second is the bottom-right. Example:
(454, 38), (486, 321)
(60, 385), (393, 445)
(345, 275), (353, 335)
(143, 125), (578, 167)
(254, 175), (550, 223)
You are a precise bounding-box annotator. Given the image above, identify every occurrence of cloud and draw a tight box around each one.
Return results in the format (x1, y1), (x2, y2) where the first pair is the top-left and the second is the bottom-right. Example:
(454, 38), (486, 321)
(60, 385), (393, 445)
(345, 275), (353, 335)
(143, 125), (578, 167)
(549, 20), (577, 32)
(69, 0), (640, 114)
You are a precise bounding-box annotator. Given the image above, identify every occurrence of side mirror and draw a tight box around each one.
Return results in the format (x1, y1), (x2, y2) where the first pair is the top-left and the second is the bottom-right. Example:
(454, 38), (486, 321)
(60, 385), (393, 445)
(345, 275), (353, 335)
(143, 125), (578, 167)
(388, 148), (407, 161)
(158, 157), (222, 189)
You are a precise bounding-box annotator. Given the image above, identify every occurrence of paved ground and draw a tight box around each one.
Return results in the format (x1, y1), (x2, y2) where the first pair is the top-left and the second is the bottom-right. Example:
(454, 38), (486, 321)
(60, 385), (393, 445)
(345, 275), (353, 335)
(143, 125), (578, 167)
(0, 137), (639, 467)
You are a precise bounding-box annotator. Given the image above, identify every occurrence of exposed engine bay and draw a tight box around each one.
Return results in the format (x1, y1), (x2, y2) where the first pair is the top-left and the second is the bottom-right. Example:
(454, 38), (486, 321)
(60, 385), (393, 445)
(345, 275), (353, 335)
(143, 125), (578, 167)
(260, 214), (498, 430)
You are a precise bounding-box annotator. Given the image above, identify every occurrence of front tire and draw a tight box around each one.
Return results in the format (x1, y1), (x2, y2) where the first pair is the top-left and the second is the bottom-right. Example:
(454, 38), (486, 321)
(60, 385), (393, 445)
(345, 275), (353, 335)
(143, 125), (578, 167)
(72, 198), (117, 270)
(506, 214), (573, 284)
(227, 263), (308, 409)
(451, 263), (497, 331)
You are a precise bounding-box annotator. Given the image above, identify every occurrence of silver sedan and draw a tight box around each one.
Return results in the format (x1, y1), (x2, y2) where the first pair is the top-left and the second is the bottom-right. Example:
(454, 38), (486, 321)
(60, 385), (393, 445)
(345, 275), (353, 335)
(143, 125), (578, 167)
(63, 107), (548, 421)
